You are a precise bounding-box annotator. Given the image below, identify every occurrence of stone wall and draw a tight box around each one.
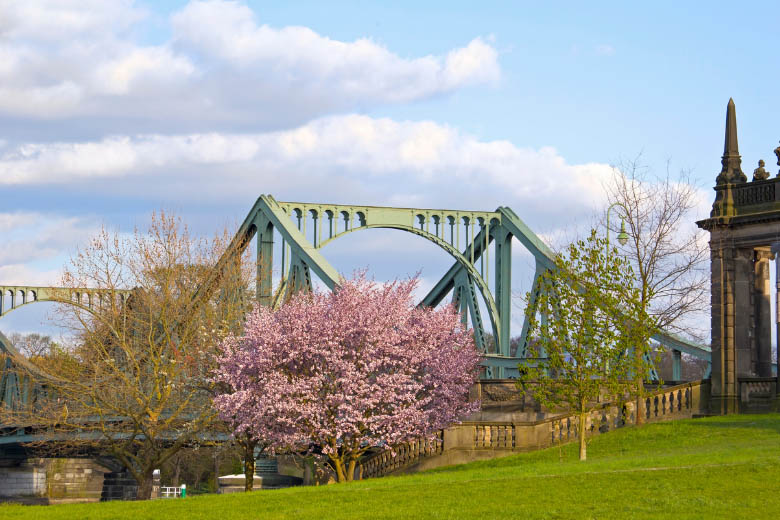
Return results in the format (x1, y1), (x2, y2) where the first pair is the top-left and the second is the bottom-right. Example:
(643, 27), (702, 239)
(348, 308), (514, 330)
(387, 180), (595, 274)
(0, 458), (113, 504)
(0, 460), (46, 498)
(100, 470), (139, 501)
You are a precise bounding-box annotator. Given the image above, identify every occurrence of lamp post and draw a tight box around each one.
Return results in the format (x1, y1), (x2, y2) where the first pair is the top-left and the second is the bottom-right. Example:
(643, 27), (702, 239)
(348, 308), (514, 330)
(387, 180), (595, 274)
(606, 202), (630, 252)
(605, 201), (645, 414)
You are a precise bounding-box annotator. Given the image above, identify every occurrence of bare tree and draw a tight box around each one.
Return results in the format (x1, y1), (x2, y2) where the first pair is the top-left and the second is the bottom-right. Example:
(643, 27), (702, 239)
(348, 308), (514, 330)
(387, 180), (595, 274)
(6, 212), (252, 499)
(7, 333), (59, 359)
(603, 157), (709, 423)
(604, 157), (709, 338)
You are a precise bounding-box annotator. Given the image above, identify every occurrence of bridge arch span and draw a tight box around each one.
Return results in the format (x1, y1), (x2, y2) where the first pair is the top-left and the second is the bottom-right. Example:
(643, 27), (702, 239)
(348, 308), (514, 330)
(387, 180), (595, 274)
(315, 222), (501, 343)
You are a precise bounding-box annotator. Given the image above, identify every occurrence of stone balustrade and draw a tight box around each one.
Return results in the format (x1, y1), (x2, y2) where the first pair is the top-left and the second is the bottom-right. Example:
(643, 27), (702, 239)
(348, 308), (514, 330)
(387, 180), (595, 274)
(732, 178), (779, 207)
(360, 432), (443, 479)
(359, 381), (709, 479)
(738, 377), (776, 412)
(473, 423), (515, 449)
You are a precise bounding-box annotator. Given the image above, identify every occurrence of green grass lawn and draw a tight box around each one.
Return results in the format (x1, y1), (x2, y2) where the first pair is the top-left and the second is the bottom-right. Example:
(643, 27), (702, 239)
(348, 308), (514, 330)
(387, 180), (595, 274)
(3, 414), (780, 519)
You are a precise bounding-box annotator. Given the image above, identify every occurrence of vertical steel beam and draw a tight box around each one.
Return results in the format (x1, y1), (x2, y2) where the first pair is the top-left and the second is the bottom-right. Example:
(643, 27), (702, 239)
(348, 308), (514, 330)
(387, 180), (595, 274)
(515, 261), (545, 358)
(256, 216), (274, 307)
(494, 226), (512, 358)
(672, 349), (682, 381)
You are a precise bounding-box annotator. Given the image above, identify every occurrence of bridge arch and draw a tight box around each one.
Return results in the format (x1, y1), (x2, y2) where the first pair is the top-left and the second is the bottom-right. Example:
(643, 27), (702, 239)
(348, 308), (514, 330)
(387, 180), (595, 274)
(316, 222), (501, 342)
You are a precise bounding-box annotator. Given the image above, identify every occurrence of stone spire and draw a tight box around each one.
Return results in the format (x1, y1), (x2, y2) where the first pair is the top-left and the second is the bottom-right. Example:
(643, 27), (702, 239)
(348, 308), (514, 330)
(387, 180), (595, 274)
(717, 98), (747, 184)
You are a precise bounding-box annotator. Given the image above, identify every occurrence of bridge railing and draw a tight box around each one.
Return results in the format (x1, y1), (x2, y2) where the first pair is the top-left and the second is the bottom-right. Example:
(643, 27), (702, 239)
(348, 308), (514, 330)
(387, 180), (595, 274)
(358, 380), (709, 479)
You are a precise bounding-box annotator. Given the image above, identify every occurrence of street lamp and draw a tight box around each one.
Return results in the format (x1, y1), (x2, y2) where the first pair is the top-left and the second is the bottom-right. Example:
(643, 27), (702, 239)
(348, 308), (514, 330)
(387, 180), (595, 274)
(606, 202), (630, 252)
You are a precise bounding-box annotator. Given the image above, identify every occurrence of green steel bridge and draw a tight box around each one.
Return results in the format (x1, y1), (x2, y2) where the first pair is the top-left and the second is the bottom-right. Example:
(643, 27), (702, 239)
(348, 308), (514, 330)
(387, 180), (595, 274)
(0, 195), (713, 445)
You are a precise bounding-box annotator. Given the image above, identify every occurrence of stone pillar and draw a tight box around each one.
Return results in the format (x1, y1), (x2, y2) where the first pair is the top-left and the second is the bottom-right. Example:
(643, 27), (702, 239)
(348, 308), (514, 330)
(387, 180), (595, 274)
(754, 250), (773, 377)
(696, 98), (780, 412)
(709, 232), (738, 414)
(734, 248), (754, 377)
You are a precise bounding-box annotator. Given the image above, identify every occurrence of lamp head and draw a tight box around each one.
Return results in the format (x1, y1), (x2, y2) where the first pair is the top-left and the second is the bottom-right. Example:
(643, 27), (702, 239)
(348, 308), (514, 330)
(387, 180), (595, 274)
(617, 218), (629, 246)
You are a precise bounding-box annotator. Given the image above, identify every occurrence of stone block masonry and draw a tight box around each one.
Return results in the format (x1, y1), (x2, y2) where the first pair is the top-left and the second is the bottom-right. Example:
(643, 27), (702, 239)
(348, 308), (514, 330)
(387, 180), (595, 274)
(0, 461), (46, 497)
(0, 458), (114, 504)
(697, 98), (780, 414)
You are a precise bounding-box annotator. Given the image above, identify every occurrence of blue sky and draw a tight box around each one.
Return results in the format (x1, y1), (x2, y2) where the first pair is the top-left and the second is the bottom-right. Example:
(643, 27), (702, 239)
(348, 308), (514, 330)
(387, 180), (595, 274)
(2, 0), (779, 336)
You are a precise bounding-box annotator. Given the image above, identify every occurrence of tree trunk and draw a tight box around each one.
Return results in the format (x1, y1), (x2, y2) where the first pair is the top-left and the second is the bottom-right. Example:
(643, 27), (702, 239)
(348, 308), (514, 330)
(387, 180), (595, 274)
(173, 456), (181, 487)
(578, 411), (587, 461)
(213, 452), (220, 493)
(635, 308), (647, 425)
(346, 458), (357, 482)
(244, 454), (255, 492)
(136, 471), (154, 500)
(636, 376), (645, 425)
(332, 458), (347, 483)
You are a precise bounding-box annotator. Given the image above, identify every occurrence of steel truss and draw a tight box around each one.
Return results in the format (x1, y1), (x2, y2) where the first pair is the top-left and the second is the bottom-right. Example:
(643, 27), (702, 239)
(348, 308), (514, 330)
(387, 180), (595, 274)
(1, 194), (714, 416)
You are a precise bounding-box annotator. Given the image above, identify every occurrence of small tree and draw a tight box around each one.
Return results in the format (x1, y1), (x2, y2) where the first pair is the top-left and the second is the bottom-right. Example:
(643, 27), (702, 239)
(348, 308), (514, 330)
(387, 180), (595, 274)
(519, 231), (657, 461)
(213, 275), (481, 483)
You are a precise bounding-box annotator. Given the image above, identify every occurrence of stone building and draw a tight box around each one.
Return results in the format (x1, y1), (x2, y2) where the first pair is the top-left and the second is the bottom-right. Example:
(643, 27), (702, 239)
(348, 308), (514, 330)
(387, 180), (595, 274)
(697, 98), (780, 414)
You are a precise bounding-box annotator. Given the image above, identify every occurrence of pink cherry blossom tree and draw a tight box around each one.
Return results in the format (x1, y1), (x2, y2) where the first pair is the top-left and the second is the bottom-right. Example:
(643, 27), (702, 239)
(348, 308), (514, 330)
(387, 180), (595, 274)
(212, 275), (481, 483)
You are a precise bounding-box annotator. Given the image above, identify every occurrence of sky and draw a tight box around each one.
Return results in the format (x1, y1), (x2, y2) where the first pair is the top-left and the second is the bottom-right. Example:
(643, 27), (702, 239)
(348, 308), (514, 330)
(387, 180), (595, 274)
(2, 0), (780, 337)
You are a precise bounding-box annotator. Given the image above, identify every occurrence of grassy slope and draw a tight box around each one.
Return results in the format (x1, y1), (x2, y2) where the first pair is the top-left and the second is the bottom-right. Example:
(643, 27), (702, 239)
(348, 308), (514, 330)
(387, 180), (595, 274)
(2, 414), (780, 519)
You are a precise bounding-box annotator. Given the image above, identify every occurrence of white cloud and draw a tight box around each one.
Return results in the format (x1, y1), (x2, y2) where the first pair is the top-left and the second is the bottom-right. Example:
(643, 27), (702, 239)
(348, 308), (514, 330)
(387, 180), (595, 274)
(0, 113), (614, 297)
(0, 212), (98, 278)
(0, 114), (612, 227)
(0, 212), (40, 233)
(1, 0), (145, 42)
(0, 264), (62, 287)
(0, 0), (500, 131)
(94, 47), (197, 96)
(442, 38), (500, 88)
(171, 1), (499, 100)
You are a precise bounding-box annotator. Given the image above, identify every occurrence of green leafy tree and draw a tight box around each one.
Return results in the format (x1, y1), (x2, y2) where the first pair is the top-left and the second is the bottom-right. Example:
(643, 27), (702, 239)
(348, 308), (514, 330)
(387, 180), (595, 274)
(518, 230), (657, 461)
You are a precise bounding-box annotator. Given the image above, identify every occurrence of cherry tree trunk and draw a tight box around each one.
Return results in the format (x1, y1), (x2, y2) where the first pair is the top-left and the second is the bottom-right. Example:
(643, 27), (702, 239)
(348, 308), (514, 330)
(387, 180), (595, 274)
(244, 456), (256, 492)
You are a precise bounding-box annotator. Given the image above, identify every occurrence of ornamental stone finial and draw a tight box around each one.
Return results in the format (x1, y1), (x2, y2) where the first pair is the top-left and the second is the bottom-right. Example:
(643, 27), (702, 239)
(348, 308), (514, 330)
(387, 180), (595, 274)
(753, 159), (770, 181)
(774, 141), (780, 176)
(716, 98), (747, 184)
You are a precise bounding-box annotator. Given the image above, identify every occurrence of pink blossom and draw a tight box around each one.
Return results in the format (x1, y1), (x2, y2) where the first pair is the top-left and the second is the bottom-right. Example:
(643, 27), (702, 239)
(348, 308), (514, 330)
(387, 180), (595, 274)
(212, 274), (481, 480)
